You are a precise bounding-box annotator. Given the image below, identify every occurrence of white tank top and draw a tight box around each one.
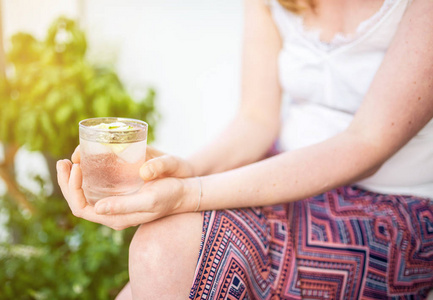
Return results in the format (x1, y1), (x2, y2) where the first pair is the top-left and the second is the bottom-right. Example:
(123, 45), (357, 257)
(269, 0), (433, 199)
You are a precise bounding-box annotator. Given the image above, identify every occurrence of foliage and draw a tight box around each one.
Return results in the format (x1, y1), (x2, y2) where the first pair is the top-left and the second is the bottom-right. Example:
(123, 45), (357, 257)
(0, 16), (159, 299)
(0, 189), (136, 300)
(0, 17), (158, 158)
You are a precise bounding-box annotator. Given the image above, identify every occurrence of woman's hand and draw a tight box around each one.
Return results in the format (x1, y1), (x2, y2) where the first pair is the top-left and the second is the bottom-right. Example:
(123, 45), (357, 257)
(139, 146), (195, 180)
(57, 153), (198, 230)
(71, 145), (195, 180)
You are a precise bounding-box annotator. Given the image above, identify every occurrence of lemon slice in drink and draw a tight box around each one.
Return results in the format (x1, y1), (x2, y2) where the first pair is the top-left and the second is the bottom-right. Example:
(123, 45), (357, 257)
(109, 143), (130, 154)
(91, 122), (134, 131)
(91, 122), (134, 154)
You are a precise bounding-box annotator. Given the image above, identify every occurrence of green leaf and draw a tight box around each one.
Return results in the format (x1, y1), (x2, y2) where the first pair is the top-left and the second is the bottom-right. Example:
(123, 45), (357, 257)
(55, 105), (74, 124)
(45, 90), (62, 109)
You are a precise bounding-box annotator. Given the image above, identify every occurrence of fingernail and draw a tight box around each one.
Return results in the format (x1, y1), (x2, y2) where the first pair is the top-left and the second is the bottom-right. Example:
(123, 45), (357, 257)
(141, 165), (155, 179)
(96, 203), (111, 214)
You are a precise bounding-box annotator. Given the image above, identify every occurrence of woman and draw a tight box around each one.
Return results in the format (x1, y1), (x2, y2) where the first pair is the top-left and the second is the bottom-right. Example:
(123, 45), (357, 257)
(57, 0), (433, 298)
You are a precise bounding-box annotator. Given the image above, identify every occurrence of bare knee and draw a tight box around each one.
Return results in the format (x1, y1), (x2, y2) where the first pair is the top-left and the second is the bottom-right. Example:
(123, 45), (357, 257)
(128, 213), (203, 299)
(129, 213), (202, 265)
(129, 218), (167, 269)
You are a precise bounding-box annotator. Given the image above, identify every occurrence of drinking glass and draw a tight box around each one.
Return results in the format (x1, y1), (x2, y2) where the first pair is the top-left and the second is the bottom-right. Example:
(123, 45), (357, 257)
(79, 117), (148, 205)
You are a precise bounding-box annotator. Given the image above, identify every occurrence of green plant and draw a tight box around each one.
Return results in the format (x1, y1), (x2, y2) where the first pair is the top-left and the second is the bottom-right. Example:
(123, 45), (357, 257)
(0, 16), (158, 299)
(0, 16), (157, 157)
(0, 191), (136, 300)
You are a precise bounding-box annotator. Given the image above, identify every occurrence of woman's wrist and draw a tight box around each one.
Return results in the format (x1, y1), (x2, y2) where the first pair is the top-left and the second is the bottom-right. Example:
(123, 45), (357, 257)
(174, 177), (203, 214)
(185, 158), (203, 177)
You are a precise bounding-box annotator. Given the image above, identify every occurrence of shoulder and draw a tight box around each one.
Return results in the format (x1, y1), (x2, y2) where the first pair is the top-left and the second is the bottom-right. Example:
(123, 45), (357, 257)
(396, 0), (433, 46)
(402, 0), (433, 21)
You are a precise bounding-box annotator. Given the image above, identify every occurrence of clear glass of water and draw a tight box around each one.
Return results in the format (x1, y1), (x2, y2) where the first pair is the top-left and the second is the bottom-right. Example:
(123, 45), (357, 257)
(79, 117), (148, 205)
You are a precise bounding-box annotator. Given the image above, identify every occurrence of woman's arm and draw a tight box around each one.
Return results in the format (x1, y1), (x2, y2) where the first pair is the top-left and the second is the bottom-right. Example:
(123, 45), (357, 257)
(181, 0), (433, 211)
(187, 0), (282, 176)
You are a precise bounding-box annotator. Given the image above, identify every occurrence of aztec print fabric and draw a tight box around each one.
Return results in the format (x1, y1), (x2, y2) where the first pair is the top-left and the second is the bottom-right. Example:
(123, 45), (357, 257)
(189, 186), (433, 299)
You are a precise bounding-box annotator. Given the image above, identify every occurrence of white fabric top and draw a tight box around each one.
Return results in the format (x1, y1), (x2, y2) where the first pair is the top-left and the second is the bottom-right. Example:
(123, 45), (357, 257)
(269, 0), (433, 199)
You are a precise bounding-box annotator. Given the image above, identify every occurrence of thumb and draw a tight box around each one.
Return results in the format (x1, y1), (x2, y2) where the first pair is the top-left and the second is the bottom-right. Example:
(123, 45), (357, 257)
(71, 145), (81, 164)
(140, 155), (193, 180)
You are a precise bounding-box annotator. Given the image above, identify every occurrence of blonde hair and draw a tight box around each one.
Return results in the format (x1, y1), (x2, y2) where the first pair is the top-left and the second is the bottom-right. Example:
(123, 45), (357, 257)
(277, 0), (315, 14)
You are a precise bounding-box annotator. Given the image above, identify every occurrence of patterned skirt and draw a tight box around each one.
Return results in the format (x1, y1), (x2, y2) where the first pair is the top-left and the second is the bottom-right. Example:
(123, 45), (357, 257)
(189, 186), (433, 299)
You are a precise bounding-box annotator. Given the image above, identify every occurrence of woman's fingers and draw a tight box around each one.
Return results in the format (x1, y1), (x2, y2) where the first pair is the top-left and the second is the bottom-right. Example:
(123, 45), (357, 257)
(71, 145), (80, 163)
(140, 155), (193, 180)
(94, 178), (182, 215)
(93, 181), (161, 215)
(57, 159), (72, 198)
(83, 210), (158, 230)
(57, 160), (88, 218)
(94, 193), (153, 215)
(66, 163), (88, 216)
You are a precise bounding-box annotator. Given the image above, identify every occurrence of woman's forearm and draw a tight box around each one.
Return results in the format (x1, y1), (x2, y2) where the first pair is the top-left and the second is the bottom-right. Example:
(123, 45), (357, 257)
(180, 130), (383, 213)
(187, 112), (280, 176)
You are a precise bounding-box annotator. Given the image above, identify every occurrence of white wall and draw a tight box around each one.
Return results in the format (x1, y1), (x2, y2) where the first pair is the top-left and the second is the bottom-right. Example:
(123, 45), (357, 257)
(2, 0), (78, 40)
(84, 0), (243, 157)
(1, 0), (243, 194)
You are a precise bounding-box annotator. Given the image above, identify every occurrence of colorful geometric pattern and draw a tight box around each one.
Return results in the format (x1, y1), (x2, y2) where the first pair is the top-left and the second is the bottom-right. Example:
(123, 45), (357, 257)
(189, 186), (433, 299)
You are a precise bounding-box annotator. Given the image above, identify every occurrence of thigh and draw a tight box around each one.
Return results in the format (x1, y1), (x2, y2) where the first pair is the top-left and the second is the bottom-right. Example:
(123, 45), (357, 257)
(291, 187), (433, 299)
(189, 206), (291, 300)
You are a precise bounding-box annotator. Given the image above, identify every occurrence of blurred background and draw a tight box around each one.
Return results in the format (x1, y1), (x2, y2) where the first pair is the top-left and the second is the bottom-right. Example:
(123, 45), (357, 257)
(0, 0), (243, 298)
